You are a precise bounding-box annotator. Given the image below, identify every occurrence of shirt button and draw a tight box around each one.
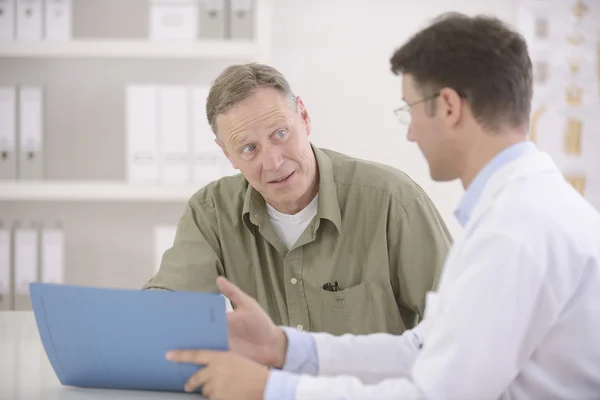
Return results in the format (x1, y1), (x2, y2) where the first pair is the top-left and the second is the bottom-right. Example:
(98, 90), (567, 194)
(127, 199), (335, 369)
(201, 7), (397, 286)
(290, 278), (298, 284)
(297, 325), (303, 331)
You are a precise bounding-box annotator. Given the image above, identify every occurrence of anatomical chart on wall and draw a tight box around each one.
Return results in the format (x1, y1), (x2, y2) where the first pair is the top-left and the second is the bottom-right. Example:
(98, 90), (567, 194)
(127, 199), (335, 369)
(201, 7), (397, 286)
(517, 0), (600, 210)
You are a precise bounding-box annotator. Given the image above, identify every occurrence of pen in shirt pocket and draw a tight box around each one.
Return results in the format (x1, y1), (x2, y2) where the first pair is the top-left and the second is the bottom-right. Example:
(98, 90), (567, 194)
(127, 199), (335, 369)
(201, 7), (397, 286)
(322, 281), (342, 292)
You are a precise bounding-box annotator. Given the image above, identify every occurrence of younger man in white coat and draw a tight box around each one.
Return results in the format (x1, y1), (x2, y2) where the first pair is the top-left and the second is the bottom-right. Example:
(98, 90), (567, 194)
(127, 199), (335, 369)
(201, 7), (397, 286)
(165, 12), (600, 400)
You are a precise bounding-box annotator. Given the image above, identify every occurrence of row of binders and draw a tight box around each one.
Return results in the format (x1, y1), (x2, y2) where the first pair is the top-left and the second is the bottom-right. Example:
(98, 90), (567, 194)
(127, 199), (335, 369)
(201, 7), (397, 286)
(0, 0), (71, 40)
(0, 222), (65, 311)
(0, 86), (43, 180)
(0, 0), (254, 41)
(149, 0), (254, 41)
(126, 84), (237, 185)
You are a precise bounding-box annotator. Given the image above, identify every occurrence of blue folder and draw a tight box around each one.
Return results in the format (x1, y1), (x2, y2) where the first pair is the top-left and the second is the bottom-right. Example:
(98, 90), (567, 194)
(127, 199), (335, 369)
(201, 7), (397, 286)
(29, 283), (228, 393)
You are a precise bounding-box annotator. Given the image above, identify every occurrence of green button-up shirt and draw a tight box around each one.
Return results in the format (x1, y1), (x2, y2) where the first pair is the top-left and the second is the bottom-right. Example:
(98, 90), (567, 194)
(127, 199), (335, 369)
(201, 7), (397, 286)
(143, 145), (452, 335)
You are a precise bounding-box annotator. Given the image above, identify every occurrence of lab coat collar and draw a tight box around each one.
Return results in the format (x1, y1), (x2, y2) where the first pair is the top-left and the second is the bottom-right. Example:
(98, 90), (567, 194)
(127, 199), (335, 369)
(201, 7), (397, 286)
(466, 149), (561, 229)
(454, 141), (538, 227)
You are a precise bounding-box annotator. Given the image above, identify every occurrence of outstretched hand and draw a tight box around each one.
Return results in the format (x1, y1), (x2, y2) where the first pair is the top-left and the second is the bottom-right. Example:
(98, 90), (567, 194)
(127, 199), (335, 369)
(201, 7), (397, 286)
(166, 277), (289, 399)
(216, 276), (288, 368)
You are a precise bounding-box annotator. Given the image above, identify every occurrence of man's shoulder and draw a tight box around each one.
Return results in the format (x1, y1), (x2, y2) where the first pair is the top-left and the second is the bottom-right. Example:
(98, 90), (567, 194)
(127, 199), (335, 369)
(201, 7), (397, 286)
(323, 148), (425, 206)
(188, 173), (248, 212)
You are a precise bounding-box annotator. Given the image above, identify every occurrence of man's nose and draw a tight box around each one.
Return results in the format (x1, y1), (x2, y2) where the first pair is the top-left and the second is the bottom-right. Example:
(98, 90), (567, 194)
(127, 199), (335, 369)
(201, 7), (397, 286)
(406, 125), (416, 142)
(262, 147), (284, 171)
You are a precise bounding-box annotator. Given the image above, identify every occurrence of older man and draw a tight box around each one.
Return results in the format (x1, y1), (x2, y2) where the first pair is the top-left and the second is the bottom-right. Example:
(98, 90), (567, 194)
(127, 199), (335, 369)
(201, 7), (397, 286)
(143, 63), (452, 336)
(166, 13), (600, 400)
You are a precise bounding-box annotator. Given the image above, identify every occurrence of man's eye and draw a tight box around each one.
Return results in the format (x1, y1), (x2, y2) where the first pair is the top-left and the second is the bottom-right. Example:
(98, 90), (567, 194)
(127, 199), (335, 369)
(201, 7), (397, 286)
(276, 130), (286, 138)
(242, 144), (256, 153)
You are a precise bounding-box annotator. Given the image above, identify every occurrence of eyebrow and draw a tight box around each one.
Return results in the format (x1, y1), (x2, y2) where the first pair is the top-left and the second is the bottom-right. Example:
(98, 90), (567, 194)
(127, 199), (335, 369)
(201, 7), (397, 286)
(231, 134), (248, 146)
(265, 118), (288, 130)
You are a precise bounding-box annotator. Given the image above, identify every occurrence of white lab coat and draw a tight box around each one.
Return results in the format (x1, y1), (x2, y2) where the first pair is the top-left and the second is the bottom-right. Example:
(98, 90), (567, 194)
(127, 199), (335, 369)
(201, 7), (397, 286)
(294, 150), (600, 399)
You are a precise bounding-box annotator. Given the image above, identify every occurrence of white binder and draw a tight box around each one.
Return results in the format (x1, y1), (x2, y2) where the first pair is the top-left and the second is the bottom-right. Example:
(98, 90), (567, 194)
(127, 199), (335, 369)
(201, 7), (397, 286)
(190, 85), (223, 184)
(0, 223), (12, 311)
(0, 87), (16, 179)
(16, 0), (42, 40)
(125, 85), (159, 183)
(229, 0), (253, 39)
(17, 86), (44, 180)
(0, 0), (15, 40)
(199, 0), (225, 39)
(153, 224), (177, 273)
(158, 85), (190, 184)
(13, 223), (39, 311)
(44, 0), (71, 40)
(40, 224), (64, 284)
(149, 0), (198, 41)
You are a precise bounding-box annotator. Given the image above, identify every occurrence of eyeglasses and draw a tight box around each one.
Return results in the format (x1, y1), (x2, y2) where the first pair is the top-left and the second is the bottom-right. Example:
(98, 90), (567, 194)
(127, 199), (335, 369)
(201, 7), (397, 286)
(393, 93), (440, 125)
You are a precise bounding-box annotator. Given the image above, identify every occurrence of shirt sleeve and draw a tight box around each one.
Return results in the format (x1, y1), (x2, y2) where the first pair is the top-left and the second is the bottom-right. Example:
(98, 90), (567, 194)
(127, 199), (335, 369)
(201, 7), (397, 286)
(141, 198), (224, 292)
(263, 370), (301, 400)
(264, 320), (425, 400)
(280, 326), (319, 375)
(262, 326), (319, 400)
(389, 192), (453, 324)
(311, 321), (425, 384)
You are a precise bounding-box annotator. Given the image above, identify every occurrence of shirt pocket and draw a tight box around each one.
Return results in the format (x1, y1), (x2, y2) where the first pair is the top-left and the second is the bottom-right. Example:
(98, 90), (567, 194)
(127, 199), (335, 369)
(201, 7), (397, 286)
(320, 282), (376, 336)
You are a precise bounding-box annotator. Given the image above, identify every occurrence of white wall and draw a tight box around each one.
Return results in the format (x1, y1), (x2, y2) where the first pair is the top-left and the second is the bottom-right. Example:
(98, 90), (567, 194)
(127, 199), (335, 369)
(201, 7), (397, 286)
(270, 0), (519, 238)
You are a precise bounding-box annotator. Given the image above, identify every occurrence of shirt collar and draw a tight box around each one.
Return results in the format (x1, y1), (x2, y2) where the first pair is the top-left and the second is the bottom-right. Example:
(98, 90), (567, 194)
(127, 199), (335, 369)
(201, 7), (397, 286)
(242, 143), (342, 234)
(454, 141), (537, 227)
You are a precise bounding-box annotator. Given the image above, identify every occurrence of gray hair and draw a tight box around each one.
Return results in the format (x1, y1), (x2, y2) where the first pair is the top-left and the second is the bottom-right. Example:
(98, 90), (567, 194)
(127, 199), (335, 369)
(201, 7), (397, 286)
(206, 63), (298, 137)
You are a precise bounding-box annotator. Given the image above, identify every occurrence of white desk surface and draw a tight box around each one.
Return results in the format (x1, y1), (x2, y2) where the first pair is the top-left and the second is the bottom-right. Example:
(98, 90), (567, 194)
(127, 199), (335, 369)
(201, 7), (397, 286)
(0, 311), (206, 400)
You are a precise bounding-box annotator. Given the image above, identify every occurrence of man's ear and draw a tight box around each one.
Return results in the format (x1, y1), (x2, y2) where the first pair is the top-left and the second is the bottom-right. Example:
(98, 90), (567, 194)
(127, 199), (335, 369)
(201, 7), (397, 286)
(296, 96), (312, 136)
(215, 138), (238, 169)
(438, 87), (463, 128)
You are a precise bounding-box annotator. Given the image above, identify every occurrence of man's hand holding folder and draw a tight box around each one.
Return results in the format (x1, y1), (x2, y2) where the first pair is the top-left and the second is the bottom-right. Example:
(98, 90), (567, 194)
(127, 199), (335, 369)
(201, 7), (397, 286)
(166, 276), (290, 400)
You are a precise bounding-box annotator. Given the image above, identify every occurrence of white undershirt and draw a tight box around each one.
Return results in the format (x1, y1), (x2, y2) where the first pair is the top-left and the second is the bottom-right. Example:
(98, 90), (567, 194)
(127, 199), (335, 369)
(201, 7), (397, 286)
(266, 194), (318, 251)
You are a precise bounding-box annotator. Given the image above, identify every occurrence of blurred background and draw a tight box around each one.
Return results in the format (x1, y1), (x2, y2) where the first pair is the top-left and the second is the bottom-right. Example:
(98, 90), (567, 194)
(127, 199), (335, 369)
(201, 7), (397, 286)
(0, 0), (598, 308)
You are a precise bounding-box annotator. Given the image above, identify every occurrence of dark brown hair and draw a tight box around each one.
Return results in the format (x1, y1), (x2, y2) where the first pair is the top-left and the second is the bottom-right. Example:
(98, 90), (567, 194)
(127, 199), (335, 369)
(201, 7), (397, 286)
(390, 12), (533, 131)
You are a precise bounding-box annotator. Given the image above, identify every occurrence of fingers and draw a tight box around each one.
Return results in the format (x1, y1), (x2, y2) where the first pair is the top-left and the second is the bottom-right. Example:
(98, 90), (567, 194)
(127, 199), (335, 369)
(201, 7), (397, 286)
(166, 349), (220, 365)
(216, 276), (252, 307)
(184, 365), (210, 393)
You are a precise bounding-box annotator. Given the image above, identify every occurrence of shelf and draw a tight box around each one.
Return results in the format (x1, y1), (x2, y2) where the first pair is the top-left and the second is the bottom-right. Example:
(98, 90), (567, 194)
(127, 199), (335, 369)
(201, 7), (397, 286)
(0, 181), (205, 202)
(0, 40), (260, 59)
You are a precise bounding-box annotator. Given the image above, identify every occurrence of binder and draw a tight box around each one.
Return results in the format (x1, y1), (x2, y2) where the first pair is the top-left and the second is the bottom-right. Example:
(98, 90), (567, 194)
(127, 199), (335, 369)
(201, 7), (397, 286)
(199, 0), (225, 39)
(149, 0), (198, 41)
(125, 85), (159, 183)
(158, 85), (190, 184)
(17, 86), (44, 180)
(0, 223), (12, 311)
(190, 86), (223, 183)
(0, 0), (15, 40)
(229, 0), (253, 40)
(0, 87), (16, 179)
(13, 223), (39, 311)
(16, 0), (42, 40)
(40, 223), (64, 285)
(153, 225), (177, 273)
(44, 0), (71, 40)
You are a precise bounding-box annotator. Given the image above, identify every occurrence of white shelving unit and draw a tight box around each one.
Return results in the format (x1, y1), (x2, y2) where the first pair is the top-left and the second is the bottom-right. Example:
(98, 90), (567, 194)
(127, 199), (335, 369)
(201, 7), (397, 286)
(0, 40), (261, 59)
(0, 181), (204, 202)
(0, 0), (273, 63)
(0, 0), (273, 203)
